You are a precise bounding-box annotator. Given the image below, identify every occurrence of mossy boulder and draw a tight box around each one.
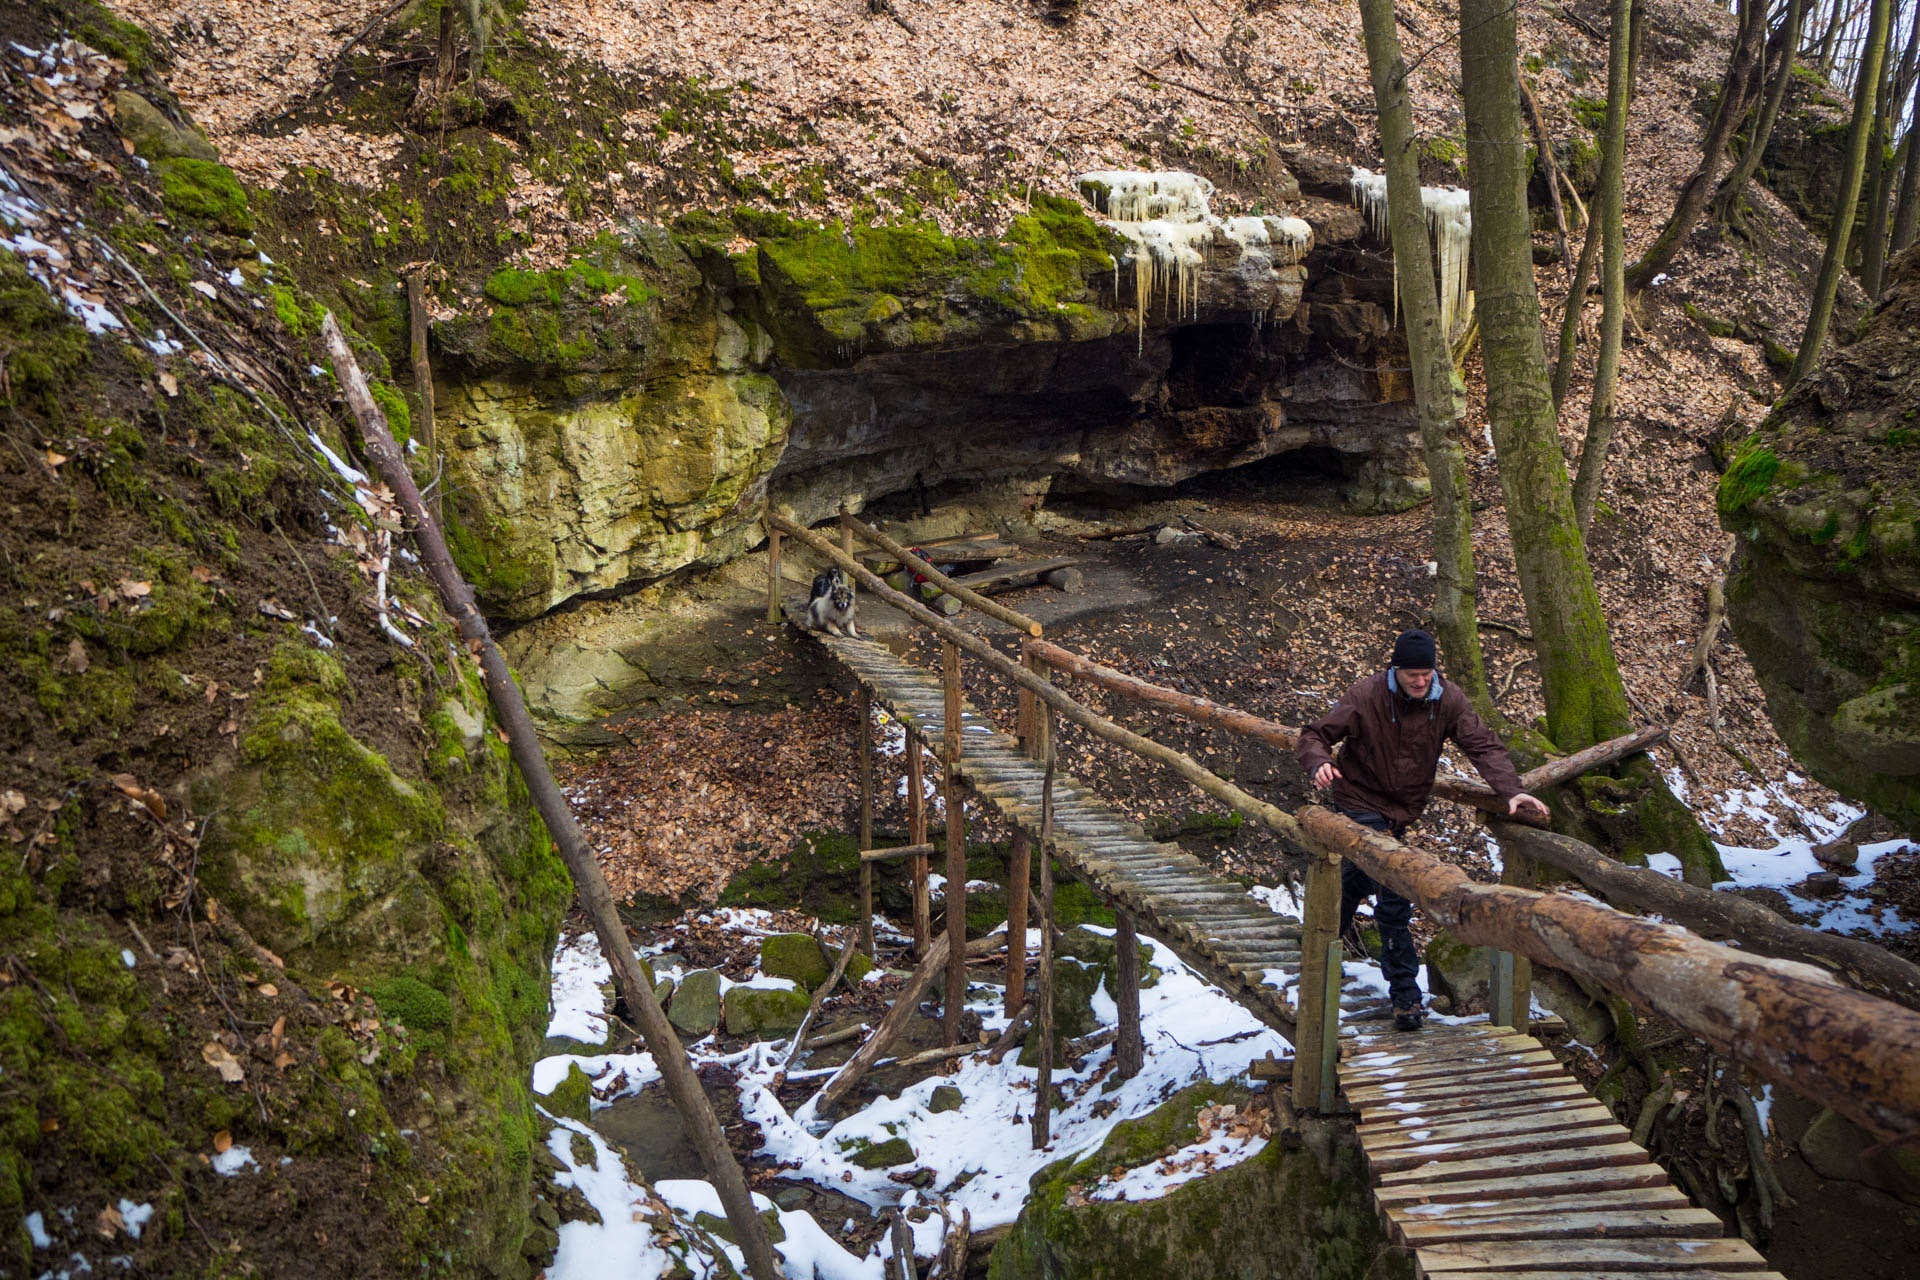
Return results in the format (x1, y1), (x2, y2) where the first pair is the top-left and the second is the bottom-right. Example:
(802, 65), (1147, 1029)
(156, 157), (252, 235)
(761, 933), (831, 987)
(1020, 957), (1102, 1065)
(929, 1085), (964, 1114)
(540, 1063), (595, 1125)
(669, 969), (723, 1037)
(989, 1084), (1409, 1280)
(1720, 246), (1920, 833)
(841, 1135), (916, 1169)
(723, 983), (810, 1038)
(1057, 924), (1162, 995)
(114, 89), (218, 162)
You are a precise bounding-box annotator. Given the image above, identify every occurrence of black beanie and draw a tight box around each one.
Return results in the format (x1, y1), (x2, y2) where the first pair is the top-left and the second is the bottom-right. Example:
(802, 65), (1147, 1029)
(1390, 629), (1437, 670)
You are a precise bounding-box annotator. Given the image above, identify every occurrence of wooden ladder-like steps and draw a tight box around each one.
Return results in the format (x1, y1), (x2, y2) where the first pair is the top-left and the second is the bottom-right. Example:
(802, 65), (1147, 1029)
(791, 615), (1791, 1279)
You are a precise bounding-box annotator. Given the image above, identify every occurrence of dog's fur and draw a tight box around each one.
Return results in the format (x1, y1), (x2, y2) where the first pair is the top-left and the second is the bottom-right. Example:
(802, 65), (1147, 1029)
(806, 567), (858, 637)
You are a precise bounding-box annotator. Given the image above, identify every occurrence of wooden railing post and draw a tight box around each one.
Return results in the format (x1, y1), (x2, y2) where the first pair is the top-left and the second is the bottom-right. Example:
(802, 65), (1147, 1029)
(1005, 830), (1030, 1017)
(839, 499), (855, 558)
(1115, 909), (1143, 1079)
(1017, 639), (1037, 755)
(942, 640), (967, 1047)
(765, 511), (782, 625)
(1032, 704), (1057, 1150)
(1292, 847), (1343, 1111)
(857, 686), (876, 958)
(906, 727), (931, 959)
(1494, 846), (1537, 1030)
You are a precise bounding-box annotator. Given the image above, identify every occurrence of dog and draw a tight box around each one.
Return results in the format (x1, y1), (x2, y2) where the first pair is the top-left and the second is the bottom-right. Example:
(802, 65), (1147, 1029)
(806, 567), (859, 638)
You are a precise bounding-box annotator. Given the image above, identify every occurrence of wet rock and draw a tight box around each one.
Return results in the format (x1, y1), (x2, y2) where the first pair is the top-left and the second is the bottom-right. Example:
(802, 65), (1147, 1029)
(929, 1085), (964, 1114)
(722, 983), (810, 1037)
(668, 969), (722, 1037)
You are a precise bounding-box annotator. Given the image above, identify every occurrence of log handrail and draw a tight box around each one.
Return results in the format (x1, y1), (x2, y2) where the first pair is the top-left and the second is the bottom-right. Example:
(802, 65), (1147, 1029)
(1024, 639), (1666, 820)
(841, 511), (1043, 637)
(1305, 804), (1920, 1141)
(1492, 820), (1920, 1013)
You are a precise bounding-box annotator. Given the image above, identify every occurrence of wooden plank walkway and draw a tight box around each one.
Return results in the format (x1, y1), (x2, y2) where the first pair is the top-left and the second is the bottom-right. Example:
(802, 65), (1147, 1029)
(793, 618), (1786, 1279)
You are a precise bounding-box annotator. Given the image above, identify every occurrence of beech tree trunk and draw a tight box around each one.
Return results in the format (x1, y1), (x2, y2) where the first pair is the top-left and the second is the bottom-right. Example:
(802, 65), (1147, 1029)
(1458, 0), (1724, 884)
(1627, 0), (1769, 291)
(1715, 0), (1809, 227)
(1860, 1), (1919, 296)
(1792, 0), (1892, 383)
(1572, 0), (1634, 537)
(1356, 0), (1494, 719)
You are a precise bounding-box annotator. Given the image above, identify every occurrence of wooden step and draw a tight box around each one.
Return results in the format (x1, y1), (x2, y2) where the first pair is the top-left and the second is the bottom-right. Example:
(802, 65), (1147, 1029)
(1373, 1164), (1672, 1210)
(1413, 1238), (1776, 1273)
(1376, 1141), (1650, 1187)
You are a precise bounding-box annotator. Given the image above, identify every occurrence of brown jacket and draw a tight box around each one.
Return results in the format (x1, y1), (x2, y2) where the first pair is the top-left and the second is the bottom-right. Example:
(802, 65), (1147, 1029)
(1296, 670), (1522, 825)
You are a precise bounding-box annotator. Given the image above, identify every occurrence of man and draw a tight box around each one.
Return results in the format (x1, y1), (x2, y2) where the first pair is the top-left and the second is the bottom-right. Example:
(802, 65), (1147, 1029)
(1295, 629), (1549, 1031)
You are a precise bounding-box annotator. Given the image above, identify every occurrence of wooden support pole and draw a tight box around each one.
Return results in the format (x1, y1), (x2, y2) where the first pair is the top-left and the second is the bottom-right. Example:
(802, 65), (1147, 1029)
(943, 641), (967, 1047)
(840, 500), (855, 558)
(857, 686), (875, 958)
(1317, 938), (1342, 1113)
(1006, 829), (1030, 1018)
(843, 512), (1043, 636)
(1032, 709), (1057, 1150)
(765, 517), (782, 625)
(1499, 845), (1537, 1031)
(403, 270), (438, 524)
(322, 314), (781, 1280)
(811, 932), (953, 1118)
(907, 727), (931, 959)
(1115, 909), (1143, 1080)
(1292, 848), (1342, 1112)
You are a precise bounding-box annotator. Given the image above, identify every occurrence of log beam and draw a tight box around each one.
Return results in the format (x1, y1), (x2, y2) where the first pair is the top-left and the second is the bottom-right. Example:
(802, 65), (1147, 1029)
(843, 512), (1042, 636)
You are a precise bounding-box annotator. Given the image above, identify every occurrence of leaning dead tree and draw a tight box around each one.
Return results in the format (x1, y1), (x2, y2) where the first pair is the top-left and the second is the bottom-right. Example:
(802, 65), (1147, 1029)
(321, 315), (783, 1280)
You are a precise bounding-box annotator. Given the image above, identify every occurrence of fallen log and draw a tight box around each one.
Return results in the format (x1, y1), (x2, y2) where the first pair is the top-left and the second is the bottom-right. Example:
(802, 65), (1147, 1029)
(949, 557), (1080, 596)
(324, 314), (781, 1280)
(1491, 821), (1920, 1013)
(784, 929), (863, 1068)
(1302, 803), (1920, 1142)
(808, 931), (951, 1118)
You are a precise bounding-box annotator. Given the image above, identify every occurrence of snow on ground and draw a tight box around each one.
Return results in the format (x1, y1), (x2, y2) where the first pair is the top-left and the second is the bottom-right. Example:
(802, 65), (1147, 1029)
(535, 912), (1289, 1279)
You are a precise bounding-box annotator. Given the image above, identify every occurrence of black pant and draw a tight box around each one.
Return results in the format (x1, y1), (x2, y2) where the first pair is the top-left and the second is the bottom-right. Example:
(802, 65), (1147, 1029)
(1334, 808), (1422, 1009)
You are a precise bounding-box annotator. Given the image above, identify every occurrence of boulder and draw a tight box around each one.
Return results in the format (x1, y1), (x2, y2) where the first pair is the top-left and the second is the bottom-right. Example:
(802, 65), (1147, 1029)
(538, 1063), (594, 1125)
(929, 1085), (964, 1114)
(1720, 245), (1920, 833)
(1800, 1108), (1920, 1206)
(1057, 925), (1161, 995)
(114, 89), (218, 162)
(722, 983), (810, 1038)
(668, 969), (722, 1037)
(840, 1135), (916, 1169)
(760, 933), (830, 987)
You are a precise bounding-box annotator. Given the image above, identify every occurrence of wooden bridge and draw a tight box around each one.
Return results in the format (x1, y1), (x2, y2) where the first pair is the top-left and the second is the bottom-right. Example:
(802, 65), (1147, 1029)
(794, 610), (1784, 1278)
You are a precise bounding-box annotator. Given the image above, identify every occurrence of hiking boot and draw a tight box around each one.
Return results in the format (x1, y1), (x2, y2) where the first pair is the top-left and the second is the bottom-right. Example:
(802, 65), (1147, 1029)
(1392, 1003), (1424, 1032)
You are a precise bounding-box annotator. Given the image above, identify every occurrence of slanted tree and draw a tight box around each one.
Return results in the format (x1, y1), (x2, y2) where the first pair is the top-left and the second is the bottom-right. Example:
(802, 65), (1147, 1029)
(1791, 0), (1893, 383)
(1627, 0), (1769, 292)
(1571, 0), (1634, 539)
(1859, 0), (1920, 297)
(1890, 60), (1920, 255)
(1714, 0), (1808, 230)
(1458, 0), (1724, 883)
(1354, 0), (1494, 721)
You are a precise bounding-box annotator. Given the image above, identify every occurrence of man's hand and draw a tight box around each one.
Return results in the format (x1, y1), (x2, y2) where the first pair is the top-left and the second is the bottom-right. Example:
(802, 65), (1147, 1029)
(1313, 763), (1341, 789)
(1508, 791), (1549, 819)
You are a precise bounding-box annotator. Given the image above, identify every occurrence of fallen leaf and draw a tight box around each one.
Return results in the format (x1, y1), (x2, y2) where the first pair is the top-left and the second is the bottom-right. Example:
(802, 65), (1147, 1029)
(158, 371), (178, 397)
(64, 637), (88, 673)
(190, 565), (215, 583)
(202, 1040), (246, 1083)
(213, 1129), (233, 1154)
(258, 982), (279, 998)
(95, 1204), (124, 1238)
(190, 281), (217, 298)
(118, 579), (151, 599)
(273, 1050), (296, 1071)
(1, 790), (26, 818)
(43, 449), (66, 468)
(111, 773), (167, 821)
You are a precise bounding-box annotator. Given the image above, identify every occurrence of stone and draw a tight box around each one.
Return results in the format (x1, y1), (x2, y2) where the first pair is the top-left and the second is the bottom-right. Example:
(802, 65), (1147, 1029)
(668, 969), (722, 1037)
(538, 1063), (594, 1125)
(841, 1135), (916, 1169)
(1800, 1108), (1920, 1206)
(760, 933), (830, 988)
(722, 983), (810, 1038)
(1056, 925), (1160, 995)
(1812, 836), (1861, 870)
(1020, 957), (1102, 1064)
(929, 1085), (964, 1114)
(694, 1208), (787, 1246)
(1802, 871), (1846, 898)
(114, 90), (218, 162)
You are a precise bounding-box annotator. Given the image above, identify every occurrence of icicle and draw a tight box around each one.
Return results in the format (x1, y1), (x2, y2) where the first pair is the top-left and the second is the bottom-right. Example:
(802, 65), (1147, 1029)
(1348, 167), (1474, 340)
(1078, 170), (1314, 351)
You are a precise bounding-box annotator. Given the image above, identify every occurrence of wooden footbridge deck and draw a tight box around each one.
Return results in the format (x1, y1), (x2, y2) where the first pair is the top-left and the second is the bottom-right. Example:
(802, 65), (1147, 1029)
(798, 618), (1785, 1278)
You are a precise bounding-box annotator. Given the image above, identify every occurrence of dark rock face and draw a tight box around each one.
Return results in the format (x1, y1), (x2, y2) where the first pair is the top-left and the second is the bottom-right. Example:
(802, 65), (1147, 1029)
(1720, 246), (1920, 835)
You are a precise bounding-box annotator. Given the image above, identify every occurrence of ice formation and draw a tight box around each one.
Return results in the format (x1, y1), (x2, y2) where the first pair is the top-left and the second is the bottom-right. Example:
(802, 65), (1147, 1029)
(1077, 170), (1313, 348)
(1348, 166), (1473, 340)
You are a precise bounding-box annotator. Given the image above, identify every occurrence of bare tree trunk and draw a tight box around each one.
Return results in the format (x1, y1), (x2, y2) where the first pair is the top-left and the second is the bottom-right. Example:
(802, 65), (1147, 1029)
(1792, 0), (1892, 383)
(1860, 1), (1919, 296)
(321, 314), (783, 1280)
(1891, 80), (1920, 253)
(1551, 199), (1602, 412)
(1628, 0), (1769, 291)
(1356, 0), (1495, 720)
(1459, 0), (1725, 883)
(1715, 0), (1810, 226)
(1519, 75), (1573, 280)
(1572, 0), (1634, 538)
